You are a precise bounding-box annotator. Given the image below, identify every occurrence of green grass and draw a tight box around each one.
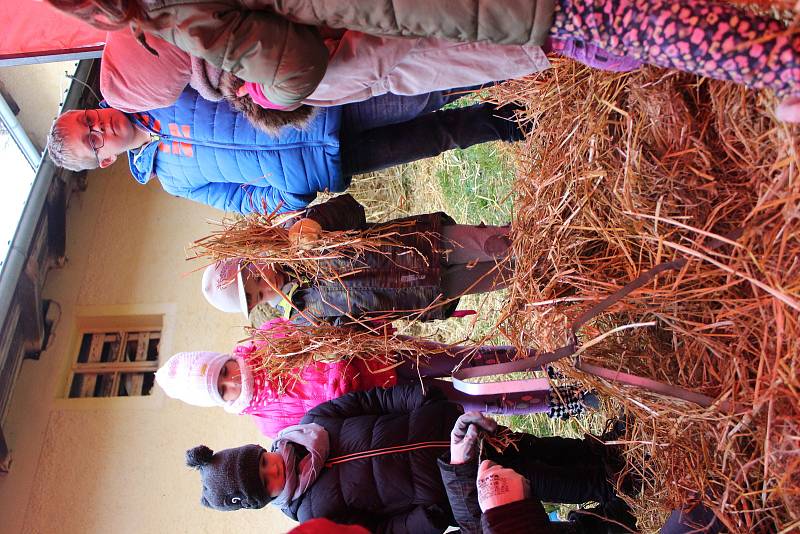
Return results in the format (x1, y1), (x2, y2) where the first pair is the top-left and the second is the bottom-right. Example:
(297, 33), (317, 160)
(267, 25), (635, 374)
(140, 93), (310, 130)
(434, 143), (515, 225)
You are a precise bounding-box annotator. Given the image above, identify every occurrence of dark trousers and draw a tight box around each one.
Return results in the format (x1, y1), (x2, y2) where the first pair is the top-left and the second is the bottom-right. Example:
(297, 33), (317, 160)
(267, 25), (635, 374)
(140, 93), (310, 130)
(338, 89), (523, 176)
(661, 504), (724, 534)
(487, 433), (621, 506)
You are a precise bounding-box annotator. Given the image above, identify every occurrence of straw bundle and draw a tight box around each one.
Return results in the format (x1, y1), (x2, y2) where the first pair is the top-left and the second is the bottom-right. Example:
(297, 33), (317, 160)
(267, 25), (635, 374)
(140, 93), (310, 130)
(243, 321), (458, 392)
(480, 425), (523, 457)
(488, 49), (800, 533)
(188, 208), (432, 282)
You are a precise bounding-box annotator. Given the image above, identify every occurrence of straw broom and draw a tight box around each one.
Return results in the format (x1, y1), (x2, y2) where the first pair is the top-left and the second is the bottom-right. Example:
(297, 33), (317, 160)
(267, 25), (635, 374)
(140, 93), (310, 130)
(242, 320), (471, 394)
(188, 205), (436, 283)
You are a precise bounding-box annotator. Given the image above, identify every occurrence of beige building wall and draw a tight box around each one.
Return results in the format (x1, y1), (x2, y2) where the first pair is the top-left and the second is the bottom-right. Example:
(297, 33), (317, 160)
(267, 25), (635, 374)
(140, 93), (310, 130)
(0, 161), (297, 533)
(0, 61), (78, 150)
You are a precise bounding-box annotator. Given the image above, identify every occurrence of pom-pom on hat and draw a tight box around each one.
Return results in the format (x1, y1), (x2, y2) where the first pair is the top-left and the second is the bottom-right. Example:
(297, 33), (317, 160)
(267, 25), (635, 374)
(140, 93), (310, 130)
(186, 444), (270, 511)
(202, 259), (249, 318)
(155, 351), (229, 408)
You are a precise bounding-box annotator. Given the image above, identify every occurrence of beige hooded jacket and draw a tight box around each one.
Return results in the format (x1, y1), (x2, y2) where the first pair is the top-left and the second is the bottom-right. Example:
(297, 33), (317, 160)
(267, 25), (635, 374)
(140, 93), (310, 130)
(102, 28), (550, 112)
(138, 0), (556, 106)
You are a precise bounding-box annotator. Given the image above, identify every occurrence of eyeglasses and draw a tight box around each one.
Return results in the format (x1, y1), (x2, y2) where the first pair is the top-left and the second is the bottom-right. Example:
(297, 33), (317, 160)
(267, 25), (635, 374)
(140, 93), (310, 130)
(84, 109), (104, 166)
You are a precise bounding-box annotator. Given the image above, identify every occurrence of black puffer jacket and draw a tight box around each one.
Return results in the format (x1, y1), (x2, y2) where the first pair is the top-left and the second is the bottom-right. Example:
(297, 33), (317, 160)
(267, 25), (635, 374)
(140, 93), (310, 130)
(281, 384), (464, 533)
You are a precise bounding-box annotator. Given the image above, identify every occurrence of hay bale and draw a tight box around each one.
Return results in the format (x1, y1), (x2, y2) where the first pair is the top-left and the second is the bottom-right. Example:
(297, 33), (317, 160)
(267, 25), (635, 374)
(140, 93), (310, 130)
(490, 52), (799, 533)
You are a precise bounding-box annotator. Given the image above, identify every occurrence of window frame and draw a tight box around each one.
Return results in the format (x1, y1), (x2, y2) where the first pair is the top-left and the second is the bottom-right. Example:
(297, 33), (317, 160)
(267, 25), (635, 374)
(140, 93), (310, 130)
(67, 327), (161, 399)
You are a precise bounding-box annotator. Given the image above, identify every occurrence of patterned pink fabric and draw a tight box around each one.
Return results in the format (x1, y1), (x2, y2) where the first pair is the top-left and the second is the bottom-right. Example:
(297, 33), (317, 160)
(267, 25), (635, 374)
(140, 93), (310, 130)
(551, 0), (800, 98)
(236, 320), (397, 437)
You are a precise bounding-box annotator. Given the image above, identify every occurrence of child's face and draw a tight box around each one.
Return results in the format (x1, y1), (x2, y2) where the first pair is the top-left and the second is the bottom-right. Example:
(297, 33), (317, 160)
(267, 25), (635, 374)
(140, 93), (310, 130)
(243, 267), (284, 311)
(259, 451), (286, 497)
(58, 108), (141, 168)
(216, 359), (242, 402)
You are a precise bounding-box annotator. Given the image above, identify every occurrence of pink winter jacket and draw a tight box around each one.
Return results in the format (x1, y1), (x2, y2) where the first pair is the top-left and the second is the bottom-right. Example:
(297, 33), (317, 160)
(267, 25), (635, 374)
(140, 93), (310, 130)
(234, 323), (397, 438)
(100, 28), (549, 112)
(100, 30), (192, 112)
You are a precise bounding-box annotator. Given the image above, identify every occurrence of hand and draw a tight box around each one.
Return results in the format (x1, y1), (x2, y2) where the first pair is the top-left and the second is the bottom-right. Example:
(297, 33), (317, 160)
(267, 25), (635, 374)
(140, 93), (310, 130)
(236, 84), (249, 98)
(476, 460), (530, 512)
(288, 218), (323, 247)
(450, 412), (497, 465)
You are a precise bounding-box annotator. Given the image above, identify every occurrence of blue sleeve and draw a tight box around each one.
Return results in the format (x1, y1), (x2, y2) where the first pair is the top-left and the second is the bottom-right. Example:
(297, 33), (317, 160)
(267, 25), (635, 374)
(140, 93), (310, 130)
(171, 182), (316, 214)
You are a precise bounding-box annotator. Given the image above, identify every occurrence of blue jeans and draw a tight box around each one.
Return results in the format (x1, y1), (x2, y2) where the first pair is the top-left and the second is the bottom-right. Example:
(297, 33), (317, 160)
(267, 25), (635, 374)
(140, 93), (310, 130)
(338, 88), (524, 176)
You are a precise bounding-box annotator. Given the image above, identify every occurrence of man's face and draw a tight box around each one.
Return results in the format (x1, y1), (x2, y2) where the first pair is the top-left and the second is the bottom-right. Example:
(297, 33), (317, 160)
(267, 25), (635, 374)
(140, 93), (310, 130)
(59, 108), (138, 168)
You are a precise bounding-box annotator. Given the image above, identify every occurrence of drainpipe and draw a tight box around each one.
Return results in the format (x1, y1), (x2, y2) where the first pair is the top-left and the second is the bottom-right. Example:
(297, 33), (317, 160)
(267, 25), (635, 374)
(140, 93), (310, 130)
(0, 59), (98, 431)
(0, 59), (95, 331)
(0, 93), (41, 169)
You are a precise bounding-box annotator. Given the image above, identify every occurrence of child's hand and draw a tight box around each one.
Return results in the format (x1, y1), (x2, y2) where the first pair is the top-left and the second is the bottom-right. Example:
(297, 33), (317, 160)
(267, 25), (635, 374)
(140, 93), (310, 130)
(288, 218), (323, 247)
(450, 412), (497, 465)
(236, 84), (249, 98)
(476, 460), (530, 512)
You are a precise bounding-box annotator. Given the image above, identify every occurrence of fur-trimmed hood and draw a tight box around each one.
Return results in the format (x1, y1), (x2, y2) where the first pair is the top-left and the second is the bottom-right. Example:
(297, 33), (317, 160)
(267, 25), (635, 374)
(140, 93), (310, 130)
(218, 74), (318, 136)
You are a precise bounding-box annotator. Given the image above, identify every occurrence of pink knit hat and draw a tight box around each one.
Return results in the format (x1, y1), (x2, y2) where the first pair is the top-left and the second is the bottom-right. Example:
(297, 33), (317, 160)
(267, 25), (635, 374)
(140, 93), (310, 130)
(201, 260), (248, 318)
(155, 351), (228, 408)
(155, 351), (255, 413)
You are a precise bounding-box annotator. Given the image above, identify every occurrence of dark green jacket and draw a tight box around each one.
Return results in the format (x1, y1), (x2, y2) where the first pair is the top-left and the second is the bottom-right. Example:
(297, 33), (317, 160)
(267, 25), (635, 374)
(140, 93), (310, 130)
(142, 0), (556, 106)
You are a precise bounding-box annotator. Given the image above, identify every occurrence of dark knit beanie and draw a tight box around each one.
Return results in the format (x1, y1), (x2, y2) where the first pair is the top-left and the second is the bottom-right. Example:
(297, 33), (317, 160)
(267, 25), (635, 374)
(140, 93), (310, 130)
(185, 444), (271, 511)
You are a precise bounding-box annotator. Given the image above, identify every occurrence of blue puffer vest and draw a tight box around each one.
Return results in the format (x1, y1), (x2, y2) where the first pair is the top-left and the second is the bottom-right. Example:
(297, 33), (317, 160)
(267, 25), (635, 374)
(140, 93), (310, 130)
(126, 88), (345, 214)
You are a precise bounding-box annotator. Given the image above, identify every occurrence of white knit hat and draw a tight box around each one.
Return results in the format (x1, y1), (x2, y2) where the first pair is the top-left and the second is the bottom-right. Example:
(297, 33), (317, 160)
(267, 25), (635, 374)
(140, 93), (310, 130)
(155, 351), (228, 408)
(202, 260), (249, 318)
(155, 351), (255, 414)
(155, 352), (255, 413)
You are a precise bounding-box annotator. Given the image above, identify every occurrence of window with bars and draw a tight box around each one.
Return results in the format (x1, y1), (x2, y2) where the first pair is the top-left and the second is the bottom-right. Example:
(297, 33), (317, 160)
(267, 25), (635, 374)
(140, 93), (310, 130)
(67, 328), (160, 398)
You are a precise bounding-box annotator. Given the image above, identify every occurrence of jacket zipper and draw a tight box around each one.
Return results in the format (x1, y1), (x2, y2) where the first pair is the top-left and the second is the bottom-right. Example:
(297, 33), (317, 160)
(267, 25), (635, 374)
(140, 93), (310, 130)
(136, 118), (337, 151)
